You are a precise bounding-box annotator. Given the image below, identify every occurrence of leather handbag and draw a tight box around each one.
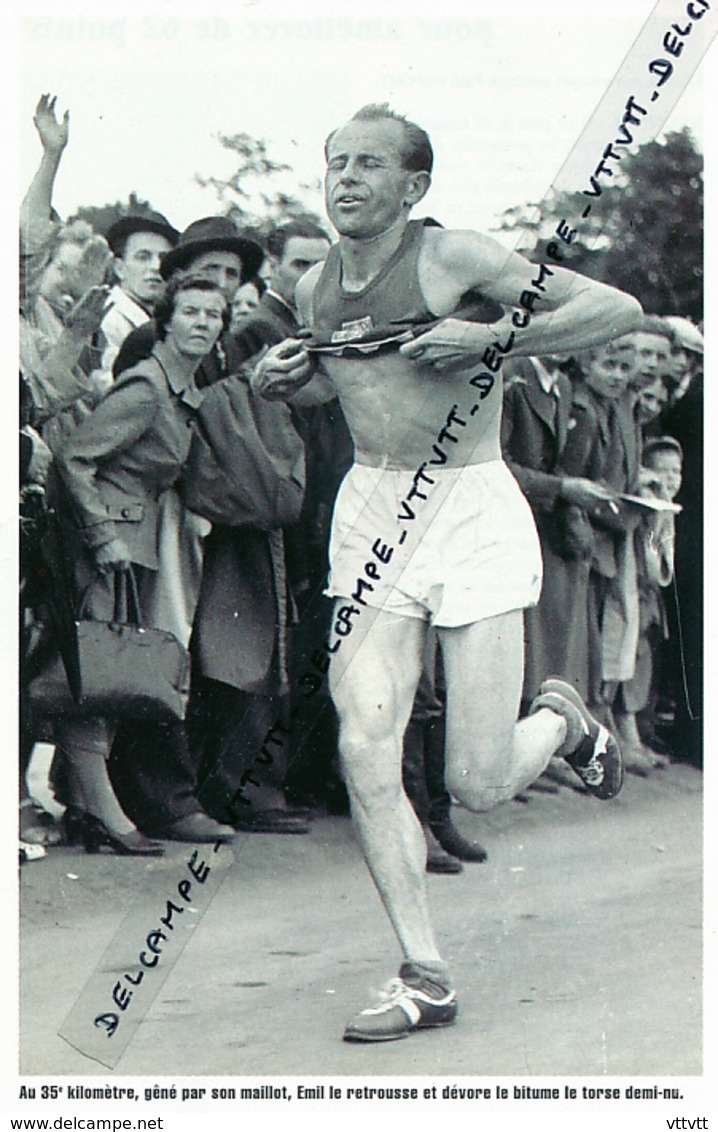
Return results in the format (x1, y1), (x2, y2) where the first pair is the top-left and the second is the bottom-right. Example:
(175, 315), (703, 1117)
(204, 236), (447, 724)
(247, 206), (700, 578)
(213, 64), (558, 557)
(28, 570), (190, 722)
(72, 569), (190, 721)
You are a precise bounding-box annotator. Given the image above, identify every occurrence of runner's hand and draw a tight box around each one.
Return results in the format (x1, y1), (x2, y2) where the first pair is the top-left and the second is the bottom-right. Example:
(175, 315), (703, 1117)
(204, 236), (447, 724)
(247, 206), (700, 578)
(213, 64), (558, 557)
(399, 318), (488, 371)
(251, 338), (314, 400)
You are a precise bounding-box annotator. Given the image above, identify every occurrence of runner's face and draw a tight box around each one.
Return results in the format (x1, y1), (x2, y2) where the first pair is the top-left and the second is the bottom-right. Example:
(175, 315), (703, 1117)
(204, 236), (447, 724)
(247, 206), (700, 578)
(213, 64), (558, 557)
(325, 120), (423, 238)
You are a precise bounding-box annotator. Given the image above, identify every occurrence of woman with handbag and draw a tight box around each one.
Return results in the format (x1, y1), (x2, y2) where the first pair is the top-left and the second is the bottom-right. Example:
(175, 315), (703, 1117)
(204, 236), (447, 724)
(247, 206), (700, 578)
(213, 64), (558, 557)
(47, 274), (233, 854)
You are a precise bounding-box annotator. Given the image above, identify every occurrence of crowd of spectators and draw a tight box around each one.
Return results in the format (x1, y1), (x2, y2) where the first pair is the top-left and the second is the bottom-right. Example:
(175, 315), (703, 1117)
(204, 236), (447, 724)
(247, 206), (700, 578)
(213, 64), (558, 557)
(19, 95), (703, 870)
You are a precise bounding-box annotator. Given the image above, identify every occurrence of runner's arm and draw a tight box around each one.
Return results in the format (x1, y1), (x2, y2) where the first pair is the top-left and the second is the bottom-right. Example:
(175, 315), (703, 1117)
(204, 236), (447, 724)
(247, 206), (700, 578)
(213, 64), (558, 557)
(403, 229), (642, 368)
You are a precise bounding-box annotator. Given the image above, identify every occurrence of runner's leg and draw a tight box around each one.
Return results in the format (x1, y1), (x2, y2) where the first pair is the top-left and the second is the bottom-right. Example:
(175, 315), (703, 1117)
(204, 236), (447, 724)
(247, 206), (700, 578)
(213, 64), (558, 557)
(329, 600), (442, 963)
(439, 609), (567, 810)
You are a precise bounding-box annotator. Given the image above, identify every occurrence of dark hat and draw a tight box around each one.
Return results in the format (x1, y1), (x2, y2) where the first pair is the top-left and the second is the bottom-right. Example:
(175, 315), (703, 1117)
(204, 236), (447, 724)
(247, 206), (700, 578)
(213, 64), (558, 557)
(159, 216), (264, 283)
(106, 211), (180, 256)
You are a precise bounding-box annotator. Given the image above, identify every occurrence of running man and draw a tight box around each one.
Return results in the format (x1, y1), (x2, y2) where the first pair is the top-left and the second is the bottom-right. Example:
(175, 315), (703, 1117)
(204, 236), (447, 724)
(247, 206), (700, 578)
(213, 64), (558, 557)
(253, 104), (642, 1042)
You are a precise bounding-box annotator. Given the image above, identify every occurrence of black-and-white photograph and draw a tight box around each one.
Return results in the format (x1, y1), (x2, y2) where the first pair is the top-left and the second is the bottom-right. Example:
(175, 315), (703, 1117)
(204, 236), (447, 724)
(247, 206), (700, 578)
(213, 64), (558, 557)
(12, 0), (713, 1122)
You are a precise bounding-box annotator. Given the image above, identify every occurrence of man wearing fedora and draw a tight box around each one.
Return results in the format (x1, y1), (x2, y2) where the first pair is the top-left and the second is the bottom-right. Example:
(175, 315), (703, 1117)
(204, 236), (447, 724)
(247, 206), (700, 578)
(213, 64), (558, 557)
(113, 216), (264, 387)
(96, 211), (179, 381)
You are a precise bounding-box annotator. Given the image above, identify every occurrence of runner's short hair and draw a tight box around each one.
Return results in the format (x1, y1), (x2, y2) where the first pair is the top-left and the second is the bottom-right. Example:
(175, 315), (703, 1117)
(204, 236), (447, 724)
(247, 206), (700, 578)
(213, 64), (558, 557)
(325, 103), (434, 175)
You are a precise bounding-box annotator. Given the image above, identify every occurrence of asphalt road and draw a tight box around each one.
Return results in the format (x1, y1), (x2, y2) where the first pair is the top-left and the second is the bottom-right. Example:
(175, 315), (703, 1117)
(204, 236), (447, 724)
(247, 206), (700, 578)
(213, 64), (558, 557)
(19, 761), (702, 1078)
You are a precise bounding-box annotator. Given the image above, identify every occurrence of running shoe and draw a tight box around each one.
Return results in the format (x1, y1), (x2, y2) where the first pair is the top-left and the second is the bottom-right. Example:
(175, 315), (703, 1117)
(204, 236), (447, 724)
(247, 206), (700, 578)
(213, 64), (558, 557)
(343, 963), (457, 1042)
(530, 678), (624, 800)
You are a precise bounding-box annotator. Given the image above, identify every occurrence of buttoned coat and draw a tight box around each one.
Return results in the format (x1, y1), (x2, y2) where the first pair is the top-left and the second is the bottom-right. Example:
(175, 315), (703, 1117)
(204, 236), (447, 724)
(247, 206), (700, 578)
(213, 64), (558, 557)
(559, 380), (641, 581)
(559, 379), (644, 689)
(502, 357), (573, 510)
(106, 302), (293, 692)
(53, 352), (202, 573)
(501, 358), (592, 701)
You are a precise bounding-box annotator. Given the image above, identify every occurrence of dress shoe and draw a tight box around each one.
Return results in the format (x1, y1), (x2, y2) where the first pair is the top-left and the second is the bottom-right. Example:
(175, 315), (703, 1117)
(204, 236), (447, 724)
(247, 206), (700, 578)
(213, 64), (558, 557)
(158, 812), (236, 843)
(82, 815), (164, 856)
(232, 809), (310, 834)
(20, 840), (46, 864)
(622, 745), (654, 777)
(60, 805), (87, 846)
(645, 745), (671, 769)
(281, 803), (317, 818)
(429, 817), (488, 863)
(424, 826), (463, 874)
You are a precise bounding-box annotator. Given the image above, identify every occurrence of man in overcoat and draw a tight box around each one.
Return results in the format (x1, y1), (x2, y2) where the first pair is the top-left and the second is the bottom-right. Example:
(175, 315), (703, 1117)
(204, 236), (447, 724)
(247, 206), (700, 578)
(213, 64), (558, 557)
(501, 355), (612, 708)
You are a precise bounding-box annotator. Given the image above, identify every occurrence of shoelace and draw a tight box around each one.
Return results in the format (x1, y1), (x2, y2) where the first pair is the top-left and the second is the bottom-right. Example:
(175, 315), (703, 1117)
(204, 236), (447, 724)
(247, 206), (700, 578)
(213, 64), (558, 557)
(376, 978), (412, 1007)
(362, 977), (431, 1017)
(579, 729), (610, 785)
(580, 757), (605, 786)
(375, 975), (449, 1007)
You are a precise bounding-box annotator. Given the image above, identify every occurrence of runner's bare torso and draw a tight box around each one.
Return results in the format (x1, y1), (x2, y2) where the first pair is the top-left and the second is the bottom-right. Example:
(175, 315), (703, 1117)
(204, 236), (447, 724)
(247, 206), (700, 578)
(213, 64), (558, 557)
(299, 222), (503, 470)
(313, 348), (502, 471)
(254, 116), (641, 468)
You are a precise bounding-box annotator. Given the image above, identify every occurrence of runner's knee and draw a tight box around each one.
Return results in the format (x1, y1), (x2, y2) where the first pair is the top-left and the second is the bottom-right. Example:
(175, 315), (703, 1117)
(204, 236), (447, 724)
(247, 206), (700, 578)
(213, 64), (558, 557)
(443, 714), (517, 811)
(445, 747), (516, 812)
(448, 775), (516, 812)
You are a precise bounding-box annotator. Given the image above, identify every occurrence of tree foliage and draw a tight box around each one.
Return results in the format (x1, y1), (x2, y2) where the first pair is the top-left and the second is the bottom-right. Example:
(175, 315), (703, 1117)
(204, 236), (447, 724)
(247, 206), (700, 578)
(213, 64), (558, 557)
(494, 128), (703, 323)
(196, 132), (326, 245)
(69, 192), (158, 241)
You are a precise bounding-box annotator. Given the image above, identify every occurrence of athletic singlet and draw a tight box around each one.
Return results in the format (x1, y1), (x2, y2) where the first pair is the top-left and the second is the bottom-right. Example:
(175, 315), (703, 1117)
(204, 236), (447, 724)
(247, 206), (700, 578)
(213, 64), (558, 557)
(311, 219), (436, 343)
